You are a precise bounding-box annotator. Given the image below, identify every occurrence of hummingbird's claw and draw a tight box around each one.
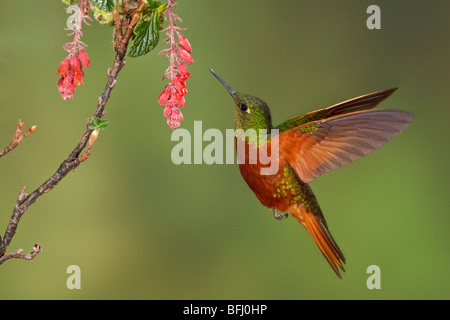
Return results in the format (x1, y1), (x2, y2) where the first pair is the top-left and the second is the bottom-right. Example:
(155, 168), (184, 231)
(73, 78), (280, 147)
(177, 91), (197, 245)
(273, 208), (288, 221)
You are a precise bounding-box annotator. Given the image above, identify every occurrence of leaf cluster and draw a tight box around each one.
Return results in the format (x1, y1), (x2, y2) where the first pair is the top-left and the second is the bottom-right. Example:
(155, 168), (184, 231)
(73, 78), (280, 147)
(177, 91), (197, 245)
(89, 0), (167, 57)
(88, 118), (109, 130)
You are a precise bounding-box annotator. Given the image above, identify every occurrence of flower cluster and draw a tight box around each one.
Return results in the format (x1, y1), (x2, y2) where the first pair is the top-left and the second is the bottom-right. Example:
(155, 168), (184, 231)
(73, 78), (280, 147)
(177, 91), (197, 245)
(57, 0), (91, 100)
(57, 50), (90, 100)
(159, 0), (194, 129)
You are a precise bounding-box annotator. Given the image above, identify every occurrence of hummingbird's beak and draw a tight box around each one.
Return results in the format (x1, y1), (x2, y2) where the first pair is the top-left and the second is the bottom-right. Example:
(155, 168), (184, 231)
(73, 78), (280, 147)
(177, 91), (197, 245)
(209, 69), (236, 97)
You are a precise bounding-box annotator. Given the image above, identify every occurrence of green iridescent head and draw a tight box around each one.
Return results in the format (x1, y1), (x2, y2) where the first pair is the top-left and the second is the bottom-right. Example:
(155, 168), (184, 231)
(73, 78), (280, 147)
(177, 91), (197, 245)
(210, 69), (272, 132)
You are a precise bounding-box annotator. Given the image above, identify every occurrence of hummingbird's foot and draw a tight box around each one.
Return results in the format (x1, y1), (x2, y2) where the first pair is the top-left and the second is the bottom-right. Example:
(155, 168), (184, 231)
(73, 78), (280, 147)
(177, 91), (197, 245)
(273, 208), (288, 221)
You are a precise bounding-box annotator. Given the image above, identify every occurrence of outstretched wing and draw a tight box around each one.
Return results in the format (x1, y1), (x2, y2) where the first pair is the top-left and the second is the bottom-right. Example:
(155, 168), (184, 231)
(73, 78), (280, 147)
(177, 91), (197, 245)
(279, 109), (414, 183)
(275, 88), (398, 133)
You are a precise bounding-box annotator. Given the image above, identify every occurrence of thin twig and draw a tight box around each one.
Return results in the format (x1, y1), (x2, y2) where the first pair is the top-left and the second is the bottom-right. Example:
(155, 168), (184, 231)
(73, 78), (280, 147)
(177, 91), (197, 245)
(0, 6), (146, 264)
(0, 120), (36, 159)
(0, 244), (41, 265)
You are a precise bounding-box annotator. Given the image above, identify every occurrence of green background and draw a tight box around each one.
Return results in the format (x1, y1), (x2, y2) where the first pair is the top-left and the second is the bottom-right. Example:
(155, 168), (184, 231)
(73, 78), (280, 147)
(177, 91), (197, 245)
(1, 0), (449, 299)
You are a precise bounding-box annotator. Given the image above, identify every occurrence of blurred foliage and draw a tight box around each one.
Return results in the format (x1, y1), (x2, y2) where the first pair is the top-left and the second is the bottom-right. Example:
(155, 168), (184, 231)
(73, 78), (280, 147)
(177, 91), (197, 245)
(0, 0), (449, 299)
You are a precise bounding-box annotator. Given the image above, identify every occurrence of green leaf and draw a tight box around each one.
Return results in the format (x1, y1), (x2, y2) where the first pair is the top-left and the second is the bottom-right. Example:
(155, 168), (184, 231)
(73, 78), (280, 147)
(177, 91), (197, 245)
(147, 0), (162, 10)
(89, 118), (109, 130)
(90, 0), (118, 12)
(128, 9), (163, 57)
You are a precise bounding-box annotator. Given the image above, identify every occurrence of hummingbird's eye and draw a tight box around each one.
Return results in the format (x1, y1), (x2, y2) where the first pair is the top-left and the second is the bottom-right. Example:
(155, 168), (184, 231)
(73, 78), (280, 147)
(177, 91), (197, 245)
(239, 103), (248, 112)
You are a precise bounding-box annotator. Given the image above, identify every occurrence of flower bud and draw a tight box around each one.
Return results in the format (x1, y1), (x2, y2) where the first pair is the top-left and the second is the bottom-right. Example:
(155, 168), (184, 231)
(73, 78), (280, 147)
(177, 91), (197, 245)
(78, 49), (90, 68)
(70, 54), (81, 72)
(177, 94), (185, 107)
(63, 74), (74, 87)
(62, 92), (73, 101)
(167, 117), (180, 129)
(158, 88), (171, 105)
(57, 58), (70, 76)
(175, 109), (183, 121)
(174, 79), (187, 95)
(74, 71), (84, 86)
(178, 61), (188, 75)
(177, 62), (190, 80)
(178, 34), (192, 53)
(163, 105), (172, 117)
(177, 48), (194, 65)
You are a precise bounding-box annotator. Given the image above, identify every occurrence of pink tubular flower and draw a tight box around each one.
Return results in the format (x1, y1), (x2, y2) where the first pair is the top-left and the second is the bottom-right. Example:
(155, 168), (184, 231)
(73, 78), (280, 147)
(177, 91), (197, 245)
(57, 0), (91, 101)
(158, 0), (194, 129)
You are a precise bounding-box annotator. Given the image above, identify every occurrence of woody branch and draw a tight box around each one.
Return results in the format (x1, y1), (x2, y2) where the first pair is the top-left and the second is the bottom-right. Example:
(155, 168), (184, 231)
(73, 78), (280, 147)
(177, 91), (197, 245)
(0, 5), (145, 265)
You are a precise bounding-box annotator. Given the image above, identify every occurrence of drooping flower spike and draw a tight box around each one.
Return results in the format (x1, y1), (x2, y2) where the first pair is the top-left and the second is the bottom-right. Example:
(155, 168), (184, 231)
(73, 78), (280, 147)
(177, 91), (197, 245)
(158, 0), (194, 129)
(57, 0), (91, 101)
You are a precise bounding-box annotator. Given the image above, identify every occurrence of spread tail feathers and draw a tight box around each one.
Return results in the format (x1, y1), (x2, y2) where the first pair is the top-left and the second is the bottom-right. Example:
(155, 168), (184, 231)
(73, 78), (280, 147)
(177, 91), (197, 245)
(290, 205), (346, 278)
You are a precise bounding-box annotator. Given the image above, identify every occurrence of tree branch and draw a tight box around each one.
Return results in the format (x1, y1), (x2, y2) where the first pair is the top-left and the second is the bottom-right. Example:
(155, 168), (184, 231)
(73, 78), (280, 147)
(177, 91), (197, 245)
(0, 6), (146, 264)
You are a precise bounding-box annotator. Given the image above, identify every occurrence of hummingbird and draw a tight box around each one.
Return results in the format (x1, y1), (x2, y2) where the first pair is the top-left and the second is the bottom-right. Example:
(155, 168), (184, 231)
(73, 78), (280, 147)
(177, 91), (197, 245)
(210, 69), (413, 278)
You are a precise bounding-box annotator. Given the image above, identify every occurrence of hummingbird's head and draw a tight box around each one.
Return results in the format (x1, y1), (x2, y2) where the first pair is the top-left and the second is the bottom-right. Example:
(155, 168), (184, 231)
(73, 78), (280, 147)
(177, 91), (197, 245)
(210, 69), (272, 131)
